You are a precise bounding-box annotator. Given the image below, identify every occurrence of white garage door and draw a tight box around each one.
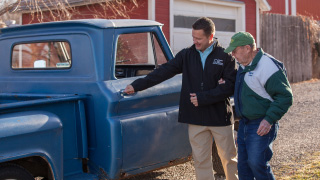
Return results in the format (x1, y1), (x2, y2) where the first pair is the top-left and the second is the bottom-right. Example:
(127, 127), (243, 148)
(172, 0), (245, 54)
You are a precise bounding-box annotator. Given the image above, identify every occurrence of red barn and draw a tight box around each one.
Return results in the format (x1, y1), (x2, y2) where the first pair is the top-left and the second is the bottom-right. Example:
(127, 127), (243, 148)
(18, 0), (271, 54)
(267, 0), (320, 20)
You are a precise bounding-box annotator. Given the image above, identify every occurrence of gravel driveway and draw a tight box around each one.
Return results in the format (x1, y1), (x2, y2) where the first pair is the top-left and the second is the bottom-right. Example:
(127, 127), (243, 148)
(125, 80), (320, 180)
(271, 79), (320, 172)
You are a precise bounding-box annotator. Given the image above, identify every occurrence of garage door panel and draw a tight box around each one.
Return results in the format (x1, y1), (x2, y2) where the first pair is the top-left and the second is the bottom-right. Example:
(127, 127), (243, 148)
(174, 0), (237, 18)
(174, 16), (235, 32)
(204, 4), (237, 17)
(174, 0), (205, 13)
(173, 29), (192, 54)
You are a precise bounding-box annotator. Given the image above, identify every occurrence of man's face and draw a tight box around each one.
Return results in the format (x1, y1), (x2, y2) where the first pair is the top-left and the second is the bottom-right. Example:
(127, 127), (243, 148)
(192, 29), (213, 52)
(232, 45), (251, 66)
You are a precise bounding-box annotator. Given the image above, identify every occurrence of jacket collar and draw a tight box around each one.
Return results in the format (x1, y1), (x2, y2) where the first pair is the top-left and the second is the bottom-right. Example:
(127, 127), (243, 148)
(242, 48), (264, 72)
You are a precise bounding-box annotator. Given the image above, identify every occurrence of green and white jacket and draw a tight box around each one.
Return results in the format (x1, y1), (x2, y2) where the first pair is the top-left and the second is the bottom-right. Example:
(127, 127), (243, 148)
(234, 48), (293, 124)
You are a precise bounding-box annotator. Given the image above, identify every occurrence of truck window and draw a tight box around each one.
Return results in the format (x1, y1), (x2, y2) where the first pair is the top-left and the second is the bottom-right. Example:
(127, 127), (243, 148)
(12, 41), (71, 69)
(115, 33), (167, 79)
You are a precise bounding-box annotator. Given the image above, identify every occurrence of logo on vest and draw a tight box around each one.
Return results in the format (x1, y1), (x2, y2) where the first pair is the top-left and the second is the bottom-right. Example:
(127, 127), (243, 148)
(213, 59), (223, 66)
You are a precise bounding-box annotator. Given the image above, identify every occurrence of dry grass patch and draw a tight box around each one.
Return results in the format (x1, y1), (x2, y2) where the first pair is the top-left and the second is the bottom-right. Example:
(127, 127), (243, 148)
(274, 151), (320, 180)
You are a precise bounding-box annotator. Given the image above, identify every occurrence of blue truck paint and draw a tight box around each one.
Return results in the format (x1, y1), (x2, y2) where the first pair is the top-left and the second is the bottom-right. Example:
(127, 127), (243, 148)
(0, 111), (63, 179)
(0, 94), (90, 179)
(0, 19), (191, 179)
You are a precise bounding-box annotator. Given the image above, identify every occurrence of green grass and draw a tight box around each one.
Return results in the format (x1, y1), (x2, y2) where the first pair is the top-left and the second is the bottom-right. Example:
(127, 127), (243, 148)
(274, 151), (320, 180)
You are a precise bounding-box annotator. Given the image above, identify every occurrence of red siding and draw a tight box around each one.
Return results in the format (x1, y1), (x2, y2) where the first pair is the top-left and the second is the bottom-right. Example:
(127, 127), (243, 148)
(156, 0), (170, 43)
(238, 0), (257, 40)
(289, 0), (291, 15)
(265, 0), (320, 20)
(21, 0), (275, 47)
(297, 0), (320, 20)
(267, 0), (286, 14)
(22, 0), (148, 24)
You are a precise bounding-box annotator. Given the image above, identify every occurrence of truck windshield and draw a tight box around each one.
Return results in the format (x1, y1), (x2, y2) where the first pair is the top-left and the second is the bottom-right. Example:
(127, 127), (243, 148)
(11, 41), (71, 69)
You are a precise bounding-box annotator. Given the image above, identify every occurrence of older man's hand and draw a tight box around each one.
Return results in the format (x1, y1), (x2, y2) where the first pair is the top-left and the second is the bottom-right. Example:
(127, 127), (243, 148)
(257, 119), (272, 136)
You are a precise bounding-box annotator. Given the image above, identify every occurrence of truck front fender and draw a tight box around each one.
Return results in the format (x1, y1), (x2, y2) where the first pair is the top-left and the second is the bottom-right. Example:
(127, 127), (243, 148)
(0, 111), (63, 180)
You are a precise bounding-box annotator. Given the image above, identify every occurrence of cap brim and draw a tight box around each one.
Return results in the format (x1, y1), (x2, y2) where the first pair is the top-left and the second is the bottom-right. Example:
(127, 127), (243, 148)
(224, 46), (236, 53)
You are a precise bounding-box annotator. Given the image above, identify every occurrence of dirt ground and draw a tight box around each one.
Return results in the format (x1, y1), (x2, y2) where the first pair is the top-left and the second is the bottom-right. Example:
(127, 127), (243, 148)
(125, 79), (320, 180)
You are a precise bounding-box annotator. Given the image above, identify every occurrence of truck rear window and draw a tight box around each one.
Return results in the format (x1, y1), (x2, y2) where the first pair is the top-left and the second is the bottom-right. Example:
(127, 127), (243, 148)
(11, 41), (71, 69)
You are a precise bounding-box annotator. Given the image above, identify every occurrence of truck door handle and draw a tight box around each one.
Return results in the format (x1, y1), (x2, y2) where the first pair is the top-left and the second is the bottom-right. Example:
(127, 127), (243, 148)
(120, 89), (136, 97)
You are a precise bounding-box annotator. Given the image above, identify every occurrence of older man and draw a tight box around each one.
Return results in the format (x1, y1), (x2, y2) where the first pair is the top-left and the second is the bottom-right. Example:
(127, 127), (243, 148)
(224, 32), (293, 180)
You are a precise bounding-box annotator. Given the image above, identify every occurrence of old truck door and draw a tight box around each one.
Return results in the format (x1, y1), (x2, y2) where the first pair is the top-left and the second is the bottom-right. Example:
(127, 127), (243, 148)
(111, 26), (192, 174)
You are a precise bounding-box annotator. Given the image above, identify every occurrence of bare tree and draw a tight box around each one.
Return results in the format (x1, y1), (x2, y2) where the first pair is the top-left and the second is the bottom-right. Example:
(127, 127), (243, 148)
(0, 0), (21, 16)
(0, 0), (21, 25)
(0, 0), (139, 24)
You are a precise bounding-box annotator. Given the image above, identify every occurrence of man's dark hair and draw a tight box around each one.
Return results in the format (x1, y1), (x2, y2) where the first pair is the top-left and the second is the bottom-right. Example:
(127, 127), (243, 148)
(192, 17), (215, 37)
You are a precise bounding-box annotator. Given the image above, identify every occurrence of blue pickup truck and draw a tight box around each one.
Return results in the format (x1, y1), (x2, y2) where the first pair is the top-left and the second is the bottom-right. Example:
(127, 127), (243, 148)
(0, 19), (231, 180)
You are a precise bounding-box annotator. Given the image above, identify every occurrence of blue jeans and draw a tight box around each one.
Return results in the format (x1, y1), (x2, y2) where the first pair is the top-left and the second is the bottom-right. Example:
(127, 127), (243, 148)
(237, 118), (279, 180)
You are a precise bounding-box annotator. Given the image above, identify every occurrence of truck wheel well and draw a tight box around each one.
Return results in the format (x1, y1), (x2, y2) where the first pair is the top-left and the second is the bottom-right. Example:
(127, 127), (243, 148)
(1, 156), (54, 180)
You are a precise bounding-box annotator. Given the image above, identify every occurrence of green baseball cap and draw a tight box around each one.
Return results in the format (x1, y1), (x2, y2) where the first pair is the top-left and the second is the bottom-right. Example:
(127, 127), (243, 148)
(224, 32), (255, 53)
